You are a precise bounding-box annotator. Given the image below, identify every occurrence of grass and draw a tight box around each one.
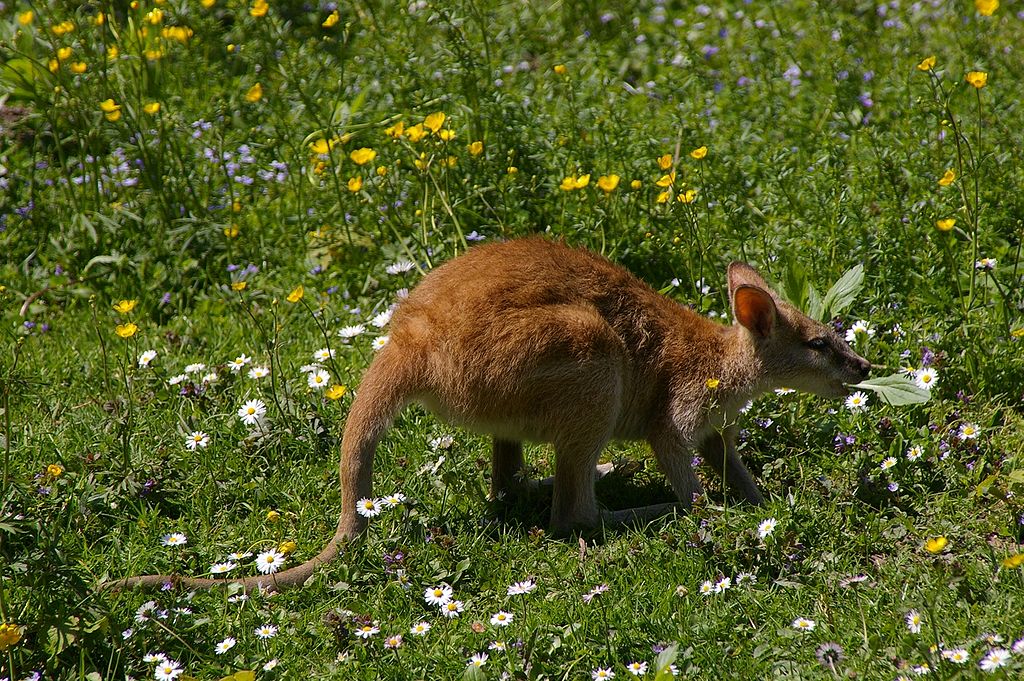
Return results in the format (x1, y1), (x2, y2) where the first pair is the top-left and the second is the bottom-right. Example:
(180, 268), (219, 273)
(2, 0), (1024, 679)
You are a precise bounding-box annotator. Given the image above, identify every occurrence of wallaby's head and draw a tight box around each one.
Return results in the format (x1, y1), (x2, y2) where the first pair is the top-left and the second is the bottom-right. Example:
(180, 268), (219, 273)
(727, 262), (871, 398)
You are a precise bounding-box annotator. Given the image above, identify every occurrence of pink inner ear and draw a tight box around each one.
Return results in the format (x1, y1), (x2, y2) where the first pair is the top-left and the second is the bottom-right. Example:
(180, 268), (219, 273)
(734, 286), (775, 337)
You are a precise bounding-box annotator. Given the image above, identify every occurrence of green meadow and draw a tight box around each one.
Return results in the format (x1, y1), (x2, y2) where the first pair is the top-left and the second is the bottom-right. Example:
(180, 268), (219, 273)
(2, 0), (1023, 678)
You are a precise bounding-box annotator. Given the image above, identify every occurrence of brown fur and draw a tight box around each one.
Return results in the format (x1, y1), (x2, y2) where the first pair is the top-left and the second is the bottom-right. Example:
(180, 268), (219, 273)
(105, 238), (869, 592)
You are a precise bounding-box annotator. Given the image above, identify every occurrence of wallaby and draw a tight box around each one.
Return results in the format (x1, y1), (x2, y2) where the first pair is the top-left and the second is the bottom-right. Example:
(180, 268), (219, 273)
(105, 238), (869, 592)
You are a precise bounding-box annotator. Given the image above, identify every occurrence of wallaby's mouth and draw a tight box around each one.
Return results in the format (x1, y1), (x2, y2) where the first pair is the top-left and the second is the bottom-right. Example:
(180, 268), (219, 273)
(830, 380), (853, 398)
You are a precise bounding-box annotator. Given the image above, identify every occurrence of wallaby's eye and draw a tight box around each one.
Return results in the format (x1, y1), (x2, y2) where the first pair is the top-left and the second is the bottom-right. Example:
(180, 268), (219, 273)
(806, 337), (828, 350)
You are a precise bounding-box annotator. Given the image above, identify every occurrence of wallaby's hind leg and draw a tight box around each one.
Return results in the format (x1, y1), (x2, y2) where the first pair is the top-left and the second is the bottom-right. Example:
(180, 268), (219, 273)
(549, 439), (606, 535)
(699, 426), (765, 505)
(491, 438), (525, 499)
(648, 427), (703, 506)
(592, 430), (699, 531)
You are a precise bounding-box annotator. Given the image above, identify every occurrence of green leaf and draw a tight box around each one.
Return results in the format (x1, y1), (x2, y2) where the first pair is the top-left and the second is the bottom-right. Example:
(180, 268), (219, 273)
(821, 264), (864, 318)
(0, 57), (49, 101)
(83, 253), (127, 273)
(975, 474), (999, 498)
(782, 261), (809, 311)
(852, 374), (930, 406)
(807, 283), (823, 321)
(653, 643), (679, 681)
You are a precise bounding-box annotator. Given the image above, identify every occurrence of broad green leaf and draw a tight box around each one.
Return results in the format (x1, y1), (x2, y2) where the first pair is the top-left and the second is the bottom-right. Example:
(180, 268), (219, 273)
(975, 474), (999, 498)
(782, 260), (809, 311)
(822, 264), (864, 318)
(807, 283), (823, 321)
(852, 374), (930, 406)
(654, 643), (679, 681)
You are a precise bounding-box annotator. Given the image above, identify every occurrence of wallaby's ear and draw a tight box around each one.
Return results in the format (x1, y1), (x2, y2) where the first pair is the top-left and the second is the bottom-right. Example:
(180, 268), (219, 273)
(732, 285), (777, 338)
(727, 262), (771, 294)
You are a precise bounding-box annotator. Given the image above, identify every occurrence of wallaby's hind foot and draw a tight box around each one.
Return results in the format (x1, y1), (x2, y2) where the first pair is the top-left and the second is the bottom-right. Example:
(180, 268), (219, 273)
(601, 502), (684, 529)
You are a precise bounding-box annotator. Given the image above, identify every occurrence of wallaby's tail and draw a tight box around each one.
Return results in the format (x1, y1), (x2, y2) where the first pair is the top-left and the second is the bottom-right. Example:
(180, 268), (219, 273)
(101, 344), (416, 593)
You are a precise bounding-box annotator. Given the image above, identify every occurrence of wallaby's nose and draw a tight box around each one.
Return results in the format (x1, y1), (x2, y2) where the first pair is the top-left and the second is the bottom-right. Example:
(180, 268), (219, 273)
(856, 358), (871, 378)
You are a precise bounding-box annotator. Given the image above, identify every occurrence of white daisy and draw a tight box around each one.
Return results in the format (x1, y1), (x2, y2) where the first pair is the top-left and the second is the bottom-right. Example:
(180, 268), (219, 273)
(248, 366), (270, 379)
(384, 634), (403, 649)
(424, 584), (453, 606)
(489, 640), (507, 651)
(844, 320), (875, 343)
(626, 661), (648, 676)
(979, 648), (1009, 671)
(395, 287), (410, 299)
(338, 324), (365, 339)
(844, 391), (869, 411)
(354, 624), (379, 639)
(136, 601), (160, 623)
(371, 335), (389, 351)
(957, 422), (979, 440)
(791, 617), (816, 631)
(974, 257), (997, 270)
(906, 445), (924, 462)
(430, 435), (455, 450)
(237, 399), (267, 426)
(714, 576), (732, 593)
(385, 260), (416, 275)
(774, 387), (795, 395)
(468, 652), (488, 668)
(227, 551), (252, 561)
(941, 648), (968, 664)
(227, 354), (251, 372)
(160, 532), (187, 547)
(381, 492), (407, 508)
(313, 347), (335, 362)
(168, 374), (188, 385)
(153, 659), (183, 681)
(409, 621), (431, 636)
(699, 580), (715, 596)
(254, 549), (285, 575)
(356, 497), (383, 518)
(214, 637), (236, 655)
(440, 600), (464, 618)
(490, 611), (513, 627)
(757, 517), (778, 539)
(507, 579), (536, 595)
(307, 368), (330, 389)
(185, 431), (210, 450)
(263, 659), (279, 671)
(184, 363), (206, 374)
(880, 457), (897, 471)
(592, 668), (615, 680)
(371, 308), (393, 328)
(254, 624), (278, 639)
(209, 562), (237, 575)
(905, 610), (922, 634)
(914, 367), (938, 390)
(735, 572), (757, 585)
(201, 371), (218, 384)
(142, 651), (166, 663)
(138, 350), (157, 368)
